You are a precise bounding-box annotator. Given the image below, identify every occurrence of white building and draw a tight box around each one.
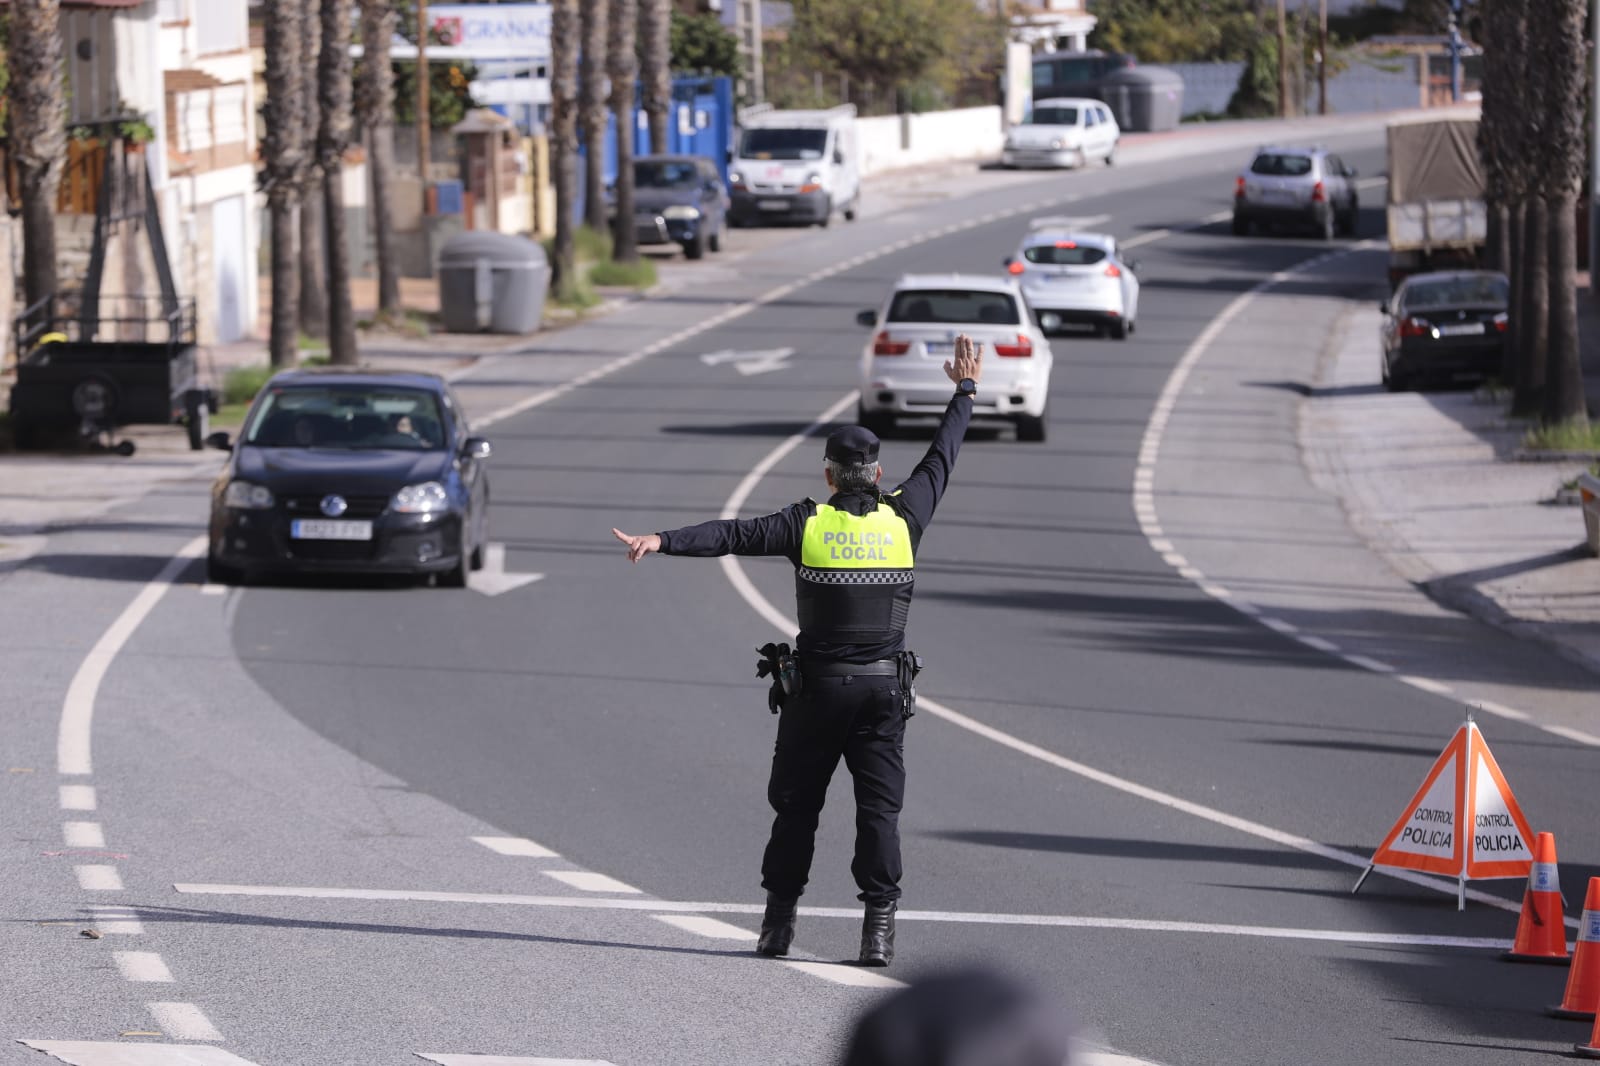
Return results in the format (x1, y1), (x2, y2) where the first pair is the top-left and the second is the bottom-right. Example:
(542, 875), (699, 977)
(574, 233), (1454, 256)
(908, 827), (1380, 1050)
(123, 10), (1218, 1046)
(1011, 0), (1098, 53)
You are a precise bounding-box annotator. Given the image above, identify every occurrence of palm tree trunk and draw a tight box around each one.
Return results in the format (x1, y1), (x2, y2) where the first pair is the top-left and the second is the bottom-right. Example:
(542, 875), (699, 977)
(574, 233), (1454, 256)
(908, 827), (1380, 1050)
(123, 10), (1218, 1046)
(1485, 200), (1509, 278)
(1502, 198), (1524, 384)
(580, 0), (610, 233)
(1512, 195), (1549, 416)
(262, 0), (305, 367)
(609, 0), (639, 263)
(639, 0), (671, 153)
(359, 0), (400, 316)
(1544, 189), (1588, 426)
(551, 0), (580, 296)
(319, 0), (357, 364)
(9, 0), (66, 309)
(300, 0), (329, 340)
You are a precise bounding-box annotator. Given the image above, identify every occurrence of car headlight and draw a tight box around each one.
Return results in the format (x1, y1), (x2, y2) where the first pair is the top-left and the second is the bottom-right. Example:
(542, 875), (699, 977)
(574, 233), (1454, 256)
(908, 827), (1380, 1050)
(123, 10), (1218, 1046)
(223, 481), (275, 510)
(1050, 139), (1064, 150)
(392, 481), (448, 514)
(729, 170), (744, 185)
(662, 205), (701, 220)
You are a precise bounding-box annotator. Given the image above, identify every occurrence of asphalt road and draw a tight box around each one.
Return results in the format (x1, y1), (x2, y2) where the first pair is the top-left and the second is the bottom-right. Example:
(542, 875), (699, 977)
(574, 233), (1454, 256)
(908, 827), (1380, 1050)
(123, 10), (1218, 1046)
(7, 127), (1600, 1066)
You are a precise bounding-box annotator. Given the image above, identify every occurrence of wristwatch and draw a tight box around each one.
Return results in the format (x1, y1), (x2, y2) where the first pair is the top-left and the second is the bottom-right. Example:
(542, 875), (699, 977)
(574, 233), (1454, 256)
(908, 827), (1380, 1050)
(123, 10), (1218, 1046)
(956, 378), (977, 397)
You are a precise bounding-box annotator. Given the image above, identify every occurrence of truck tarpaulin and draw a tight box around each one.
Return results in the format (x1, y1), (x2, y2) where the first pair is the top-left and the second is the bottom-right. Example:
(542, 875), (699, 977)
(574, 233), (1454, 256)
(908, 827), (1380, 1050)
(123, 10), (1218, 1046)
(1387, 117), (1483, 203)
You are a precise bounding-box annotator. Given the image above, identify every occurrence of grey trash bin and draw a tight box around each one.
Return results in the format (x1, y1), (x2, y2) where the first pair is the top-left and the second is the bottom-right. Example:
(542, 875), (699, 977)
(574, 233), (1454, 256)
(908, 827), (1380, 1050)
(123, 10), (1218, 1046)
(438, 232), (548, 334)
(1098, 66), (1184, 133)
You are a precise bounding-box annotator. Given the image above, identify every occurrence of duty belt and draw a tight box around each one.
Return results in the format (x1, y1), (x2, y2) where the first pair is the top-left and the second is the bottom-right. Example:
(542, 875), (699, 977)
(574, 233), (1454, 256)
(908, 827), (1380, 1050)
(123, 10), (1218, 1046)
(803, 659), (898, 678)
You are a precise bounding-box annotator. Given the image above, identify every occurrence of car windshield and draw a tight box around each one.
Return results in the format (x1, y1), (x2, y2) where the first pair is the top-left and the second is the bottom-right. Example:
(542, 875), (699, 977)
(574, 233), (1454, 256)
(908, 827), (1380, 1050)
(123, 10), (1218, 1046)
(740, 128), (827, 161)
(1250, 153), (1314, 177)
(888, 289), (1021, 325)
(1023, 243), (1107, 265)
(244, 385), (447, 450)
(1028, 106), (1079, 126)
(1405, 275), (1510, 309)
(635, 161), (699, 188)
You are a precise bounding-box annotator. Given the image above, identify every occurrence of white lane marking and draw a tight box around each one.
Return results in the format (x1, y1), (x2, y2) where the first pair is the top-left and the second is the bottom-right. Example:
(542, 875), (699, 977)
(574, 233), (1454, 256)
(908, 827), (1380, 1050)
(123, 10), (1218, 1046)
(64, 822), (105, 848)
(1399, 675), (1454, 696)
(542, 870), (642, 894)
(198, 584), (226, 596)
(60, 784), (97, 811)
(1261, 617), (1299, 636)
(1543, 724), (1600, 747)
(1298, 635), (1341, 654)
(114, 951), (175, 983)
(1120, 210), (1232, 249)
(59, 537), (207, 775)
(147, 1003), (222, 1042)
(172, 883), (1520, 946)
(76, 864), (124, 891)
(1079, 1049), (1171, 1066)
(19, 1042), (265, 1065)
(782, 961), (907, 988)
(416, 1049), (614, 1056)
(472, 835), (559, 858)
(1474, 700), (1531, 722)
(87, 906), (144, 935)
(468, 544), (545, 598)
(653, 914), (758, 940)
(1343, 654), (1395, 674)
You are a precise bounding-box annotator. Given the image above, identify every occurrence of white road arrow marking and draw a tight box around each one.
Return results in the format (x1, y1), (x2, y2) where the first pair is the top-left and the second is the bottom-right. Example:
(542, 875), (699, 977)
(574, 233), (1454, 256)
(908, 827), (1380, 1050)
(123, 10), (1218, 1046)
(698, 347), (794, 376)
(468, 543), (544, 598)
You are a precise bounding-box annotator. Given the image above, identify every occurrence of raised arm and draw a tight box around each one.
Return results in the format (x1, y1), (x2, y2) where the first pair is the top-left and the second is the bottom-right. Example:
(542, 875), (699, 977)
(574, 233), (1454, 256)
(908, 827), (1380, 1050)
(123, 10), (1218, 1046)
(889, 334), (982, 530)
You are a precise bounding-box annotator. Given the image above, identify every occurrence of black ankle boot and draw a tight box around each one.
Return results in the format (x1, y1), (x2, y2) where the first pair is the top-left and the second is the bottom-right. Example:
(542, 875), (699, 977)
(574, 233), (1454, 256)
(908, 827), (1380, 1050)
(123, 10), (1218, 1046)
(757, 892), (798, 957)
(859, 900), (896, 966)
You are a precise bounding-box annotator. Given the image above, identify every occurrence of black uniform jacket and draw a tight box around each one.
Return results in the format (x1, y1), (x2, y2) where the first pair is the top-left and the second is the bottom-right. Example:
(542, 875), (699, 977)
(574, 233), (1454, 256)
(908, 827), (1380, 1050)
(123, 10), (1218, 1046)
(658, 393), (973, 662)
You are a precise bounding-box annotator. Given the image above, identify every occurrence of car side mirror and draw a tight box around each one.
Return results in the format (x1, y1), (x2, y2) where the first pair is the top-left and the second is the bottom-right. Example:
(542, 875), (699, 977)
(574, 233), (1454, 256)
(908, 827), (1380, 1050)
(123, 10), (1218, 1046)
(205, 430), (232, 452)
(1003, 257), (1013, 268)
(463, 437), (492, 460)
(1345, 166), (1358, 178)
(856, 309), (878, 328)
(1126, 259), (1141, 274)
(725, 147), (734, 164)
(1378, 301), (1389, 314)
(834, 149), (844, 165)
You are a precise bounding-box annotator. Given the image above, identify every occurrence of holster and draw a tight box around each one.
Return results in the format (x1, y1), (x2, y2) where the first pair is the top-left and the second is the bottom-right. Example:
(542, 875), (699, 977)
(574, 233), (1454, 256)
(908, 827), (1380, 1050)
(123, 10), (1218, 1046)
(756, 642), (803, 714)
(895, 650), (924, 720)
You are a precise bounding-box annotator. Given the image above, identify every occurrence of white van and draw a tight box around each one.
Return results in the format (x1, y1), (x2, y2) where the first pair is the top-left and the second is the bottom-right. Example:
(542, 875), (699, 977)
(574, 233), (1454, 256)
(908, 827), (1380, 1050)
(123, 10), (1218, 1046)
(729, 104), (860, 227)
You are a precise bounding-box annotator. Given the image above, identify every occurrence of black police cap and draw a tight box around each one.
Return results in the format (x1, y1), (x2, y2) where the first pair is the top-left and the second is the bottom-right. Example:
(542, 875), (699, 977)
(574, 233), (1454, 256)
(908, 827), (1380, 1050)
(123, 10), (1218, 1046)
(825, 425), (880, 465)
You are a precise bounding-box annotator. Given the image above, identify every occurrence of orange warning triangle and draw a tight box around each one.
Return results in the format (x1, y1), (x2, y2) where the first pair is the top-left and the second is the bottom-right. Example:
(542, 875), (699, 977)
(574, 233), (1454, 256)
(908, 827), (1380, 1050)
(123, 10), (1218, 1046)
(1366, 720), (1534, 883)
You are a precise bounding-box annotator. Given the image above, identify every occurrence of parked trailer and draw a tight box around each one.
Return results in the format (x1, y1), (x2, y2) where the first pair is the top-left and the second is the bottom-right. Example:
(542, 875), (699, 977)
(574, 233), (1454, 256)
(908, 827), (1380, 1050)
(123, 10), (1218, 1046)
(1387, 112), (1486, 287)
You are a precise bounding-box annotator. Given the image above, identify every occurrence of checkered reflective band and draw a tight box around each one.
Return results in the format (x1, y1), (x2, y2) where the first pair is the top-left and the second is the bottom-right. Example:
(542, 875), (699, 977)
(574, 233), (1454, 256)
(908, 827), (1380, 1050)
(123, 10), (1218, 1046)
(798, 567), (912, 585)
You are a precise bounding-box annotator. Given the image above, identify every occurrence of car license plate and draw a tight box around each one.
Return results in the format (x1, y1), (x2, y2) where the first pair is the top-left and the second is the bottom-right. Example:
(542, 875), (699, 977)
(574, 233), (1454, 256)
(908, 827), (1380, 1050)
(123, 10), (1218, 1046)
(923, 342), (953, 355)
(1437, 323), (1484, 336)
(758, 199), (788, 211)
(291, 519), (373, 541)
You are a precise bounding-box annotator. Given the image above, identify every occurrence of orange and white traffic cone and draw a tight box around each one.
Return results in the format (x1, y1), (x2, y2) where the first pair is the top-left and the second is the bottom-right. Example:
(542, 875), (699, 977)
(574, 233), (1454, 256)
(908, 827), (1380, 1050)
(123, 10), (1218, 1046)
(1503, 832), (1568, 964)
(1550, 878), (1600, 1020)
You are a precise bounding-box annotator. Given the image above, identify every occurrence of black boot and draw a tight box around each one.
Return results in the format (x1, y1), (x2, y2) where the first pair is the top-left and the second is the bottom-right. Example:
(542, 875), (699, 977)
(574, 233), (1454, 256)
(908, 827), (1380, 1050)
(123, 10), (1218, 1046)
(757, 892), (798, 957)
(859, 900), (896, 967)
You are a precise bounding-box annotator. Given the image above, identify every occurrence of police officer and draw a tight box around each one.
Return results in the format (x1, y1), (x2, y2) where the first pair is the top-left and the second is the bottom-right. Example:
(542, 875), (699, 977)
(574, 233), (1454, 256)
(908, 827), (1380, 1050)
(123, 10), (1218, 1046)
(611, 334), (982, 966)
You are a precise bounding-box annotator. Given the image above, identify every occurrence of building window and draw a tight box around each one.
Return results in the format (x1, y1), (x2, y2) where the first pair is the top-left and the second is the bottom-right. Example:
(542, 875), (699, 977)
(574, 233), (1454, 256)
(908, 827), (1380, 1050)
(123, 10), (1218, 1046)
(195, 0), (246, 54)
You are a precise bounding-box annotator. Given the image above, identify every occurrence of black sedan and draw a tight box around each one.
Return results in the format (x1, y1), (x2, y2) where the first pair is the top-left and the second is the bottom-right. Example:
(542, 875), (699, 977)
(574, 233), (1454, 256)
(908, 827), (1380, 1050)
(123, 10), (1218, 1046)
(204, 370), (491, 587)
(1380, 270), (1509, 391)
(616, 154), (728, 260)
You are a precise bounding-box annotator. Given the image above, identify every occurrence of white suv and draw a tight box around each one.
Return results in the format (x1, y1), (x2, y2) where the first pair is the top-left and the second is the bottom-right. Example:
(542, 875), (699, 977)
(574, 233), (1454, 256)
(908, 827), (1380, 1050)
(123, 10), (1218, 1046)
(854, 275), (1055, 442)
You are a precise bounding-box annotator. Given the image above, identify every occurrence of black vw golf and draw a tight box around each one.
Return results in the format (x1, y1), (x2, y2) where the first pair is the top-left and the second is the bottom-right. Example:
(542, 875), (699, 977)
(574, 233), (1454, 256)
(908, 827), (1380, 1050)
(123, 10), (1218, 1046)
(205, 370), (491, 586)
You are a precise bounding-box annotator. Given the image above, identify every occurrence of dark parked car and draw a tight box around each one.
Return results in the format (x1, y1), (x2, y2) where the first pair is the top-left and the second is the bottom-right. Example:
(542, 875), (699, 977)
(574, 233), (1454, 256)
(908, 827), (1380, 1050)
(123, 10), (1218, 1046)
(205, 370), (491, 586)
(1380, 270), (1509, 391)
(618, 154), (728, 260)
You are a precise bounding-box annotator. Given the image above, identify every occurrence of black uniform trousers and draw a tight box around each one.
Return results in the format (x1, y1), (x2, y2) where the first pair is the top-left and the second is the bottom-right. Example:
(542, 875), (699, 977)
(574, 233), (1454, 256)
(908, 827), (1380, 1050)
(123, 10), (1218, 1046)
(761, 670), (907, 905)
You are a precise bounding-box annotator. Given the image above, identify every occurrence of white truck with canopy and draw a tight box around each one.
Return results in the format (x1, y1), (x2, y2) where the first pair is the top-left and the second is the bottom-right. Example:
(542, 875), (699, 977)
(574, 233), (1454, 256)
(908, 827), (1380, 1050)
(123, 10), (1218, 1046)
(1386, 112), (1487, 287)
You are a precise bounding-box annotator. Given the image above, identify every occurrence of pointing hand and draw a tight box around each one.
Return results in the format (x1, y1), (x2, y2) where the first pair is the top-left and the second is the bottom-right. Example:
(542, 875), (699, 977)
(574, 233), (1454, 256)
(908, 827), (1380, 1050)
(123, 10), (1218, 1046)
(612, 528), (661, 564)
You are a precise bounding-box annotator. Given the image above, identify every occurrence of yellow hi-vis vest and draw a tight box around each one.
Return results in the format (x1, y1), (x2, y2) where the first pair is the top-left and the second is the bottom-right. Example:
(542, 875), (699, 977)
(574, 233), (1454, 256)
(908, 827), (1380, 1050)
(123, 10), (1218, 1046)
(795, 499), (915, 646)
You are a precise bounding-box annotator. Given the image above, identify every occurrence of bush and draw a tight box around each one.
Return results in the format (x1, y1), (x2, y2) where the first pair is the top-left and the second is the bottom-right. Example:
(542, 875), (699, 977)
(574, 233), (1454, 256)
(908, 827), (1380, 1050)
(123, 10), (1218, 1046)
(1523, 419), (1600, 453)
(589, 257), (658, 289)
(223, 364), (276, 406)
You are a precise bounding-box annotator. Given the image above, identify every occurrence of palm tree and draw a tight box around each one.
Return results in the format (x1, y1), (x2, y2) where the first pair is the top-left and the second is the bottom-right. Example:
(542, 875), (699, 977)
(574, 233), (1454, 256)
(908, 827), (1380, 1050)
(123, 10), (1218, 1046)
(300, 0), (330, 340)
(8, 0), (66, 310)
(638, 0), (671, 153)
(262, 0), (305, 368)
(579, 0), (610, 232)
(358, 0), (401, 318)
(1537, 0), (1589, 429)
(319, 0), (358, 364)
(1475, 0), (1513, 280)
(551, 0), (580, 297)
(1510, 0), (1547, 416)
(608, 0), (639, 263)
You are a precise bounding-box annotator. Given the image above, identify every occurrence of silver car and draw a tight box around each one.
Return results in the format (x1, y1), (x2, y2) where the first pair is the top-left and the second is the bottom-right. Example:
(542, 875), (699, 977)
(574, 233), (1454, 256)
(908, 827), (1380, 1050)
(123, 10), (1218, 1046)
(1232, 146), (1359, 240)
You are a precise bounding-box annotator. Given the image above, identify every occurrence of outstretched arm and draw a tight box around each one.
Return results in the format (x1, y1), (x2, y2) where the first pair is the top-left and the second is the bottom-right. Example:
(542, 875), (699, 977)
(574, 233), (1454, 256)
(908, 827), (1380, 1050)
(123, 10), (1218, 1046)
(891, 334), (983, 529)
(612, 504), (809, 564)
(611, 529), (660, 563)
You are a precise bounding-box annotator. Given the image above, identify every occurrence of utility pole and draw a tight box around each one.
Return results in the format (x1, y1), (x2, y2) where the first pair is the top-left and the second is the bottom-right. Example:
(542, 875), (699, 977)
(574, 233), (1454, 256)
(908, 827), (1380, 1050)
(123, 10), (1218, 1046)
(1448, 0), (1463, 102)
(1277, 0), (1290, 117)
(417, 0), (430, 217)
(1318, 0), (1328, 115)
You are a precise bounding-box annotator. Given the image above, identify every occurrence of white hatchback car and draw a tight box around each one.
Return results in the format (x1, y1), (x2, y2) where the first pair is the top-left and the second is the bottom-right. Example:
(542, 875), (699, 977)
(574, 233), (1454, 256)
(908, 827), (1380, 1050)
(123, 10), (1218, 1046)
(1006, 222), (1141, 339)
(855, 275), (1055, 442)
(1001, 98), (1120, 169)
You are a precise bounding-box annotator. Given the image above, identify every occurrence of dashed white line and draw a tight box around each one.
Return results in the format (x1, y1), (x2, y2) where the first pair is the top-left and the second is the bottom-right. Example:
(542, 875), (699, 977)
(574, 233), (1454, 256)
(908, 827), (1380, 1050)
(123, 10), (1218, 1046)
(1343, 654), (1395, 674)
(20, 1042), (265, 1065)
(1261, 618), (1299, 636)
(782, 961), (906, 988)
(653, 914), (757, 940)
(87, 906), (144, 935)
(1399, 675), (1454, 696)
(472, 836), (559, 858)
(147, 1002), (222, 1042)
(1473, 700), (1530, 722)
(1542, 724), (1600, 747)
(59, 784), (97, 811)
(76, 865), (123, 891)
(114, 951), (175, 983)
(199, 584), (226, 596)
(419, 1057), (618, 1065)
(542, 871), (641, 894)
(1297, 635), (1340, 654)
(64, 822), (105, 848)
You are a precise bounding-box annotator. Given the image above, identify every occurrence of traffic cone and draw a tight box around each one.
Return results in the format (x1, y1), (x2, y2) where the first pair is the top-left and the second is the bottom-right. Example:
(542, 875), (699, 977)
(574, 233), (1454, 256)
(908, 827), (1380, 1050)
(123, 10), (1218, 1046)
(1578, 1011), (1600, 1059)
(1549, 878), (1600, 1020)
(1502, 832), (1569, 964)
